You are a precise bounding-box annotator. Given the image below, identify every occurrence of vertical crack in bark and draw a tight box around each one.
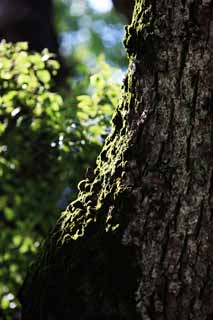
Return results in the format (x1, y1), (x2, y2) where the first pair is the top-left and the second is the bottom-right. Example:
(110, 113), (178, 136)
(186, 133), (192, 173)
(186, 71), (200, 172)
(208, 169), (213, 221)
(173, 196), (181, 233)
(159, 222), (170, 267)
(176, 41), (189, 97)
(194, 200), (204, 239)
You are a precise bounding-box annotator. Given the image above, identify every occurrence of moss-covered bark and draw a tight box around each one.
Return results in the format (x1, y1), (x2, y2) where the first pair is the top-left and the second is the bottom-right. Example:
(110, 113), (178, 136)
(19, 0), (213, 319)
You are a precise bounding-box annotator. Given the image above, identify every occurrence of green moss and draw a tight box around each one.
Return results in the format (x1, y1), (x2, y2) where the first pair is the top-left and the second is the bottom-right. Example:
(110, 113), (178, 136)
(59, 101), (132, 242)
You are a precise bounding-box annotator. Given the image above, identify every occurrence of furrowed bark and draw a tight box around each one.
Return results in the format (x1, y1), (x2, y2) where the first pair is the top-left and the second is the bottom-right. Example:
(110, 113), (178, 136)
(19, 0), (213, 319)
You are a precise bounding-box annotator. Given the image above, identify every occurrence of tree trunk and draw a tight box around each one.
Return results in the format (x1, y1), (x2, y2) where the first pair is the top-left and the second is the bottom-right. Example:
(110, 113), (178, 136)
(19, 0), (213, 319)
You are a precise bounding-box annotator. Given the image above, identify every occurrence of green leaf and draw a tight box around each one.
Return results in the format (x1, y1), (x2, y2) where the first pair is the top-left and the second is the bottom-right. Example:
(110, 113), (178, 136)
(37, 70), (51, 83)
(4, 208), (15, 221)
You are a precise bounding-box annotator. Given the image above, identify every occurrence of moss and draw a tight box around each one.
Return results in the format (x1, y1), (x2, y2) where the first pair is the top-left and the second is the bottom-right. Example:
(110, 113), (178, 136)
(59, 98), (133, 242)
(58, 72), (138, 241)
(124, 1), (154, 59)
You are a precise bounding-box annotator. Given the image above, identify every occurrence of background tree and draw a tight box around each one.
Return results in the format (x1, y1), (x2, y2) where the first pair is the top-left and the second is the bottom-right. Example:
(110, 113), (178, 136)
(19, 0), (213, 319)
(0, 0), (57, 52)
(112, 0), (135, 21)
(0, 0), (67, 82)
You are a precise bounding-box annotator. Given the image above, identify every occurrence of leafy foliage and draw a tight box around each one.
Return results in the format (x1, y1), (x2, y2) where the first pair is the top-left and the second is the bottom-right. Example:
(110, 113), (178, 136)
(0, 41), (120, 318)
(77, 56), (120, 144)
(58, 55), (122, 190)
(0, 41), (64, 315)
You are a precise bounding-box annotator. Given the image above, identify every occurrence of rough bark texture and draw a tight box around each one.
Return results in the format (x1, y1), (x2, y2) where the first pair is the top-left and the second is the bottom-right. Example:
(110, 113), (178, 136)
(19, 0), (213, 319)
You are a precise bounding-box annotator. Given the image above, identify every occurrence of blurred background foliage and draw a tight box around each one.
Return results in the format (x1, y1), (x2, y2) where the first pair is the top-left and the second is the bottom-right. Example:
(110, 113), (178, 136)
(0, 0), (134, 318)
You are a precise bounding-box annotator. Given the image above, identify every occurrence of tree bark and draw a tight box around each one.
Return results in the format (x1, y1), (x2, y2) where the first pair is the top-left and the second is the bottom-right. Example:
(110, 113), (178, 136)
(19, 0), (213, 319)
